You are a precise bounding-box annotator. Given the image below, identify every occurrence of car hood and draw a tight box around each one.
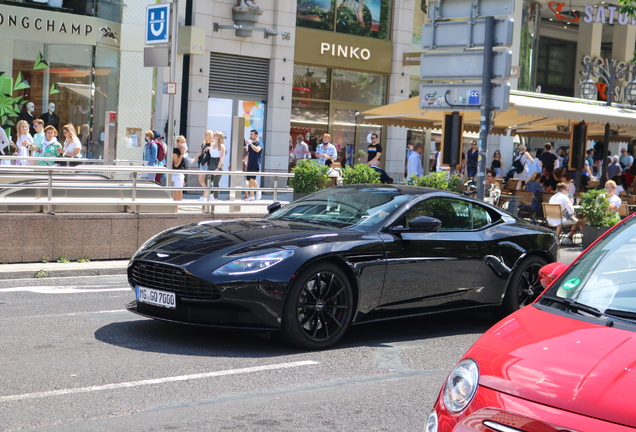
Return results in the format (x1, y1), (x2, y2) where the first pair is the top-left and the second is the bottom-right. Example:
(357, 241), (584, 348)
(135, 219), (342, 265)
(470, 305), (636, 427)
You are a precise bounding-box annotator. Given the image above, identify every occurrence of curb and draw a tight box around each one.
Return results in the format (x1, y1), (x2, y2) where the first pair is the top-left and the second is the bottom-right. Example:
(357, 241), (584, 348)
(0, 261), (129, 280)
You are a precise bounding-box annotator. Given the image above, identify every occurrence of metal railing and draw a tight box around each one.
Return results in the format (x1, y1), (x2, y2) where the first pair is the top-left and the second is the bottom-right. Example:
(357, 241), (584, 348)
(0, 156), (294, 214)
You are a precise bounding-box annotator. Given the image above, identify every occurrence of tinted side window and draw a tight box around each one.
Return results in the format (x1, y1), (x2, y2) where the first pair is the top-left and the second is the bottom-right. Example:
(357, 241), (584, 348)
(472, 203), (492, 229)
(405, 198), (471, 231)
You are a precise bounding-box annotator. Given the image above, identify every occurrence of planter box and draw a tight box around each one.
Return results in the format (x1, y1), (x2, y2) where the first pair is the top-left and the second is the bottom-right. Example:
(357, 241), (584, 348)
(582, 224), (611, 249)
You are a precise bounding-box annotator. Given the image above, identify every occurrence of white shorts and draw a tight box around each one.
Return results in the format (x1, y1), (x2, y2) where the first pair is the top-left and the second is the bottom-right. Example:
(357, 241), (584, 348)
(172, 173), (185, 187)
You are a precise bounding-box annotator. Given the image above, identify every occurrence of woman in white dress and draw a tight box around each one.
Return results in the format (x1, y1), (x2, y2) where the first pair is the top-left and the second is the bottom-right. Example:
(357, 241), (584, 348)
(513, 145), (534, 189)
(16, 120), (33, 166)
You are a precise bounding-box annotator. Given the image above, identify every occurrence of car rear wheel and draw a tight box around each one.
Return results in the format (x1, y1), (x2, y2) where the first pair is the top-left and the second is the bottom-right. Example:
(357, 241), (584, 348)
(280, 263), (353, 350)
(497, 255), (547, 318)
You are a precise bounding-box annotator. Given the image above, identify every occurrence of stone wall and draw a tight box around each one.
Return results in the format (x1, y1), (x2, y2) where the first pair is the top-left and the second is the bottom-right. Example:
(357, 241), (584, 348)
(0, 212), (265, 264)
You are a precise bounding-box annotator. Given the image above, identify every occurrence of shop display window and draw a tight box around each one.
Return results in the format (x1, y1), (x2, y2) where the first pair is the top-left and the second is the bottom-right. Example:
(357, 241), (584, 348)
(297, 0), (391, 40)
(3, 0), (122, 22)
(292, 65), (331, 101)
(332, 69), (386, 105)
(0, 39), (118, 159)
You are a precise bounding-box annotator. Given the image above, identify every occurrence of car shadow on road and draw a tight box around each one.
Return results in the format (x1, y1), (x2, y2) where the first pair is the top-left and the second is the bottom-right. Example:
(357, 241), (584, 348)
(94, 310), (499, 357)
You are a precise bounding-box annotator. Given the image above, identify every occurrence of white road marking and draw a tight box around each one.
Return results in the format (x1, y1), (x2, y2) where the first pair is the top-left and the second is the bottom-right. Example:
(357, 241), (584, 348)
(0, 361), (320, 403)
(0, 286), (130, 294)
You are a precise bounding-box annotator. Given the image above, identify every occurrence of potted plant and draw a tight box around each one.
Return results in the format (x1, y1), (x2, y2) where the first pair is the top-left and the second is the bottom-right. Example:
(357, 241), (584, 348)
(577, 188), (620, 249)
(341, 163), (381, 185)
(288, 159), (329, 200)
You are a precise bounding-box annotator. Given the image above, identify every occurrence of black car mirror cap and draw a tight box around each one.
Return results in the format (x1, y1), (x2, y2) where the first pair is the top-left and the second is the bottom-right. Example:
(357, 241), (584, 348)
(267, 202), (282, 214)
(408, 216), (442, 232)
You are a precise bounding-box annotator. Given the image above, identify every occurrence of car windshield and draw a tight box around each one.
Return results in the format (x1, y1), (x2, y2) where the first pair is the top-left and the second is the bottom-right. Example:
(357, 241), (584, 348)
(268, 187), (413, 230)
(545, 216), (636, 316)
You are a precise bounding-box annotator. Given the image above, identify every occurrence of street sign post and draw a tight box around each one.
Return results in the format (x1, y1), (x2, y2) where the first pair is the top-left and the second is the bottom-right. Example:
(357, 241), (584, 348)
(420, 50), (512, 80)
(419, 82), (510, 111)
(146, 4), (170, 45)
(421, 18), (513, 49)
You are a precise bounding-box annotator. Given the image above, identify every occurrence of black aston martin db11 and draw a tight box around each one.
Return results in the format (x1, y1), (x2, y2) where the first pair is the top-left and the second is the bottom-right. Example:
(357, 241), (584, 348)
(127, 185), (558, 349)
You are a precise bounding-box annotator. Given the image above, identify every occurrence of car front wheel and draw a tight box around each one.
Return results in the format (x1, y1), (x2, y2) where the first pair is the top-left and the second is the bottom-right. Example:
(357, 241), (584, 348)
(280, 263), (353, 350)
(497, 255), (547, 318)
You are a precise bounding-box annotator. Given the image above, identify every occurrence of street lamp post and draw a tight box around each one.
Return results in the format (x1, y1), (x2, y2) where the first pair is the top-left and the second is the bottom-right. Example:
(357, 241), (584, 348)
(579, 56), (636, 188)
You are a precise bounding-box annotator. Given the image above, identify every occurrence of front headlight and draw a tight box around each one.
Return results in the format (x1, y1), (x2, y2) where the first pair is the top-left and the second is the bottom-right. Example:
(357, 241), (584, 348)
(442, 359), (479, 413)
(212, 250), (294, 276)
(424, 410), (438, 432)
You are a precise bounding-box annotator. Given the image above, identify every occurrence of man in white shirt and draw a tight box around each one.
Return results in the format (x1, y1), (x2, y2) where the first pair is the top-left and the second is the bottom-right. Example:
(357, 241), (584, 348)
(315, 133), (337, 165)
(406, 142), (424, 180)
(549, 182), (582, 244)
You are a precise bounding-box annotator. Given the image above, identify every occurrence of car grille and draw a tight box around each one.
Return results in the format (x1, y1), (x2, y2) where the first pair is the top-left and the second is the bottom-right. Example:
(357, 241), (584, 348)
(130, 261), (221, 300)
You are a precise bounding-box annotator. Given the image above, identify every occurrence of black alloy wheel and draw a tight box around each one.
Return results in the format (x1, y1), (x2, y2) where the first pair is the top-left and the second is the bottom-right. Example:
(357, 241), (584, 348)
(280, 263), (353, 350)
(497, 255), (548, 318)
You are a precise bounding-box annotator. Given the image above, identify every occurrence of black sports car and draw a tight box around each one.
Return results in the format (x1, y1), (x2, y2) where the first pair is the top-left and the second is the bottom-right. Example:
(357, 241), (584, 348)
(127, 185), (558, 349)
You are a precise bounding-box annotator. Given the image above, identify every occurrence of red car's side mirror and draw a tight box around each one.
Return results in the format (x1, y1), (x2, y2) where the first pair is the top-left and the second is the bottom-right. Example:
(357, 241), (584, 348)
(539, 262), (569, 289)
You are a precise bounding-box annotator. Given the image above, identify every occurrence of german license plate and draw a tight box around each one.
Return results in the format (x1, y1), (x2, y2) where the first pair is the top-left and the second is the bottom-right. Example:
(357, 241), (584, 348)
(136, 286), (176, 309)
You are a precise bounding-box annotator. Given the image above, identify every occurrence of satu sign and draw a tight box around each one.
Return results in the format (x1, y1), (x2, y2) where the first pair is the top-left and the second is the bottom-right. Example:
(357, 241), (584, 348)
(146, 4), (170, 44)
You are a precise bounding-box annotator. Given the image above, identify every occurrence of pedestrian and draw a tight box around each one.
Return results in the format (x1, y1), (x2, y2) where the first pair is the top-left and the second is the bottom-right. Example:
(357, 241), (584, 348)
(607, 156), (622, 181)
(292, 134), (310, 163)
(194, 130), (213, 198)
(549, 182), (583, 245)
(406, 142), (424, 180)
(465, 141), (479, 180)
(490, 149), (503, 177)
(366, 133), (382, 167)
(172, 136), (188, 203)
(16, 119), (33, 166)
(207, 131), (226, 200)
(513, 145), (534, 189)
(315, 133), (337, 164)
(539, 143), (559, 172)
(244, 129), (262, 201)
(143, 130), (158, 181)
(154, 133), (167, 184)
(38, 126), (62, 166)
(29, 119), (45, 166)
(61, 124), (82, 159)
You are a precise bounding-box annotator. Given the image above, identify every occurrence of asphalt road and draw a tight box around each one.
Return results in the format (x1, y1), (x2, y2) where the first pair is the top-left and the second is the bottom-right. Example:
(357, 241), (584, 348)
(0, 274), (500, 432)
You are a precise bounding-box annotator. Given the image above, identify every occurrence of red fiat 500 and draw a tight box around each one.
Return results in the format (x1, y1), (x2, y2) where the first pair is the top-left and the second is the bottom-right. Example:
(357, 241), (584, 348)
(427, 215), (636, 432)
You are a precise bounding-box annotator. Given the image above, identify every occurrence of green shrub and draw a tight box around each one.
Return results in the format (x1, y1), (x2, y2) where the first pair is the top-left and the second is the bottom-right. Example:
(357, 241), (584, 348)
(413, 172), (463, 192)
(288, 159), (329, 194)
(578, 189), (620, 227)
(341, 164), (381, 185)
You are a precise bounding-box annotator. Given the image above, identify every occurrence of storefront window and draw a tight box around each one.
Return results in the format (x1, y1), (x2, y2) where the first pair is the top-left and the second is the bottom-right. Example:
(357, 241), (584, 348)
(293, 65), (331, 101)
(297, 0), (391, 39)
(92, 46), (120, 160)
(332, 69), (386, 105)
(291, 100), (329, 155)
(4, 0), (122, 21)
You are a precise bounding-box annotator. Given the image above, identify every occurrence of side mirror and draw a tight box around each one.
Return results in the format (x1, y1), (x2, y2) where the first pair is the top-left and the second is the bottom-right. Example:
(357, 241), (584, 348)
(538, 262), (569, 289)
(407, 216), (441, 232)
(267, 202), (282, 214)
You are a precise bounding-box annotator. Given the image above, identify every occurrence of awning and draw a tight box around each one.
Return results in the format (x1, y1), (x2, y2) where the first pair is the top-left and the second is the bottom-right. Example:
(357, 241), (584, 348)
(361, 90), (636, 141)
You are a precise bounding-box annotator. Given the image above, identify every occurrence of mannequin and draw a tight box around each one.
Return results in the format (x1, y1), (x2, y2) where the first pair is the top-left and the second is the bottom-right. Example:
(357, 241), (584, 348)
(39, 103), (60, 131)
(17, 102), (36, 135)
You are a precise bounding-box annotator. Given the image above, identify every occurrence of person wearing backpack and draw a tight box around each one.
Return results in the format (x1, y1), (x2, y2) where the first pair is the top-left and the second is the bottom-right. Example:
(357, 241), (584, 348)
(143, 130), (158, 181)
(512, 145), (533, 189)
(154, 133), (167, 184)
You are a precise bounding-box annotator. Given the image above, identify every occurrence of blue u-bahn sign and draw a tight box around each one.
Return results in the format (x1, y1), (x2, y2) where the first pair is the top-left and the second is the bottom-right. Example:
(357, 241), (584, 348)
(146, 4), (170, 45)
